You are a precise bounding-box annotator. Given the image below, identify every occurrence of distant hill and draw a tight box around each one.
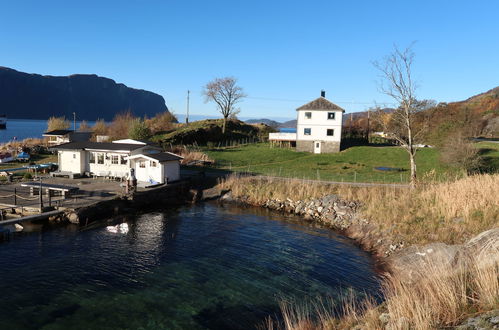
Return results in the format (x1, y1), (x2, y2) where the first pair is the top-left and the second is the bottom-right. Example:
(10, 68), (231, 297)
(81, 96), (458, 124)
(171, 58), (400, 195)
(278, 120), (296, 128)
(0, 66), (169, 121)
(245, 118), (280, 128)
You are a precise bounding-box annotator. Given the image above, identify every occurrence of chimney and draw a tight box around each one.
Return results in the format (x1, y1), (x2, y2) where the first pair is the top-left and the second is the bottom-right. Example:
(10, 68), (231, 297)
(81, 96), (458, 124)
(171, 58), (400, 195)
(321, 90), (326, 98)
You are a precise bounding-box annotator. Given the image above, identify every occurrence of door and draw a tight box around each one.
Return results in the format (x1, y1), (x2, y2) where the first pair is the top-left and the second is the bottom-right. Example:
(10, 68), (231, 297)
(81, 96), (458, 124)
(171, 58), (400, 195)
(314, 141), (321, 154)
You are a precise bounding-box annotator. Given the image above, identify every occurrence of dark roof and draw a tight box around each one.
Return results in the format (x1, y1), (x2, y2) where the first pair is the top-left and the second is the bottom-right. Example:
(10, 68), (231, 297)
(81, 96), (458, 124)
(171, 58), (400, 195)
(143, 152), (183, 162)
(43, 129), (74, 136)
(49, 141), (147, 152)
(296, 97), (345, 112)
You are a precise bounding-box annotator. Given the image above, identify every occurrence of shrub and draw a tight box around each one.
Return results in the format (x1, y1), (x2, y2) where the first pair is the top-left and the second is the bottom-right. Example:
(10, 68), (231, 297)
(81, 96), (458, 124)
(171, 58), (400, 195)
(47, 116), (71, 131)
(23, 172), (32, 180)
(128, 119), (152, 140)
(440, 134), (483, 173)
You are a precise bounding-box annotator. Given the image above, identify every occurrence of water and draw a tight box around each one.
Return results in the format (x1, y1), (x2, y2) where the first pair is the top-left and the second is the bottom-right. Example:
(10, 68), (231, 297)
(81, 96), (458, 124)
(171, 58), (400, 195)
(279, 127), (296, 133)
(0, 203), (381, 329)
(0, 119), (96, 143)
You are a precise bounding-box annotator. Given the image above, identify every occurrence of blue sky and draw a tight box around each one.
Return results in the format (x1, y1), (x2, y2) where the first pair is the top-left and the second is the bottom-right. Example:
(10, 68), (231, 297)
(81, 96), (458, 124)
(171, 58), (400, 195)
(1, 0), (498, 121)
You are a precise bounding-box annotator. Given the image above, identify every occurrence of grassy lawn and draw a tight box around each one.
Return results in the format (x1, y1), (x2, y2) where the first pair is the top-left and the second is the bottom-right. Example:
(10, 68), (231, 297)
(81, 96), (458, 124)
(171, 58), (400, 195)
(202, 143), (498, 183)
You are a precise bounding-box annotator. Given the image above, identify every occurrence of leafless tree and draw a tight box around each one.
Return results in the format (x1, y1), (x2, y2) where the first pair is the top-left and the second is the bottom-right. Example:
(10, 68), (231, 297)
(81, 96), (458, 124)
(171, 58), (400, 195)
(203, 77), (246, 134)
(373, 45), (434, 187)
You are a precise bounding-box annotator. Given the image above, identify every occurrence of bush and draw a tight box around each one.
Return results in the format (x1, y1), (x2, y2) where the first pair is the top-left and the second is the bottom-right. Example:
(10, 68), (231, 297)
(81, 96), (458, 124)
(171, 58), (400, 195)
(128, 119), (152, 140)
(23, 172), (33, 180)
(440, 134), (483, 173)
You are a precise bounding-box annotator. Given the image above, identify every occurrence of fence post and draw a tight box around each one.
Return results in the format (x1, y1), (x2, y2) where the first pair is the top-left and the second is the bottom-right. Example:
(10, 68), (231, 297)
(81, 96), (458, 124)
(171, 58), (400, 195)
(39, 178), (43, 211)
(14, 188), (17, 206)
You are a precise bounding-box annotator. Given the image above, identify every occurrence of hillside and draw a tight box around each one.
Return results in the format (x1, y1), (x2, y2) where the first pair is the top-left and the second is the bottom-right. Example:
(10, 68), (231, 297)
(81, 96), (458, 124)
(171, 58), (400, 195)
(155, 119), (275, 146)
(426, 86), (499, 142)
(0, 67), (169, 120)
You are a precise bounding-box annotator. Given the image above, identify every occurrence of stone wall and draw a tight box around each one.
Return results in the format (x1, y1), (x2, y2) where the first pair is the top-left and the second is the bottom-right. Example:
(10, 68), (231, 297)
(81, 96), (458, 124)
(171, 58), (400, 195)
(296, 140), (314, 152)
(296, 140), (340, 153)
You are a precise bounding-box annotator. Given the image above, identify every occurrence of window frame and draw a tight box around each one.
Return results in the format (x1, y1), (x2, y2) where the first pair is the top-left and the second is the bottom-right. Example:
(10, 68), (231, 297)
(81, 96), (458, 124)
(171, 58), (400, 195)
(139, 161), (146, 168)
(304, 112), (312, 119)
(327, 112), (335, 120)
(120, 155), (127, 165)
(304, 128), (311, 135)
(327, 129), (334, 136)
(89, 152), (96, 164)
(111, 155), (119, 165)
(97, 153), (104, 164)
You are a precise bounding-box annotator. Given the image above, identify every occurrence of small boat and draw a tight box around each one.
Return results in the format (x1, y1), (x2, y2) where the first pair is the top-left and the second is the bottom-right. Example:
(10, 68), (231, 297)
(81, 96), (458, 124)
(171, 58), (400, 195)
(0, 152), (14, 163)
(16, 152), (30, 162)
(0, 114), (6, 129)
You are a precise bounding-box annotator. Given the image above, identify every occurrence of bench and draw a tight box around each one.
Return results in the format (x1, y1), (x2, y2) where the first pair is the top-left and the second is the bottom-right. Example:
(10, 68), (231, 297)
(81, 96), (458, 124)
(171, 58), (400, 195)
(21, 182), (80, 198)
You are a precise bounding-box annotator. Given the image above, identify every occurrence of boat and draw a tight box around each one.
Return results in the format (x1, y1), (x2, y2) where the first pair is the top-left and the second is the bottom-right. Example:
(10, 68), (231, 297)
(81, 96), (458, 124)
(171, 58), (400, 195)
(0, 152), (14, 163)
(16, 152), (30, 162)
(0, 114), (6, 129)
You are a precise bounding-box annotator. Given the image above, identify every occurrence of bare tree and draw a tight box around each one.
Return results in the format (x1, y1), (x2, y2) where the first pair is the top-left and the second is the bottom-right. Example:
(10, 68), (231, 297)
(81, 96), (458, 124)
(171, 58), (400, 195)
(373, 45), (433, 187)
(203, 77), (246, 134)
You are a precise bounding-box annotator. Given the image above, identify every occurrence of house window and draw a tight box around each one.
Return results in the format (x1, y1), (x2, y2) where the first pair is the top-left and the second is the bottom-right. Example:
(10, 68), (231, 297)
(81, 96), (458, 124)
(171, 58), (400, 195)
(73, 153), (76, 159)
(327, 129), (334, 136)
(111, 155), (119, 164)
(97, 153), (104, 164)
(89, 152), (95, 163)
(328, 112), (335, 120)
(120, 155), (127, 165)
(139, 161), (146, 168)
(150, 161), (157, 167)
(304, 128), (311, 135)
(305, 112), (312, 119)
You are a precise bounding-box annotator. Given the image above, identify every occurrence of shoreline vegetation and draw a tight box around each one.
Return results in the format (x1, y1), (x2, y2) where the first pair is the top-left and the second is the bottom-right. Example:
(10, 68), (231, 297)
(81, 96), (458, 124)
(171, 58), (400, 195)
(218, 174), (499, 329)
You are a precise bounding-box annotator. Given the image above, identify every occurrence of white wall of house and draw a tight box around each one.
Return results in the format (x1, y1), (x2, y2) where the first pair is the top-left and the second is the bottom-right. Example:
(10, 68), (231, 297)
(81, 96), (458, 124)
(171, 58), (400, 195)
(164, 161), (180, 182)
(296, 109), (343, 142)
(132, 158), (165, 184)
(87, 151), (130, 178)
(58, 150), (86, 173)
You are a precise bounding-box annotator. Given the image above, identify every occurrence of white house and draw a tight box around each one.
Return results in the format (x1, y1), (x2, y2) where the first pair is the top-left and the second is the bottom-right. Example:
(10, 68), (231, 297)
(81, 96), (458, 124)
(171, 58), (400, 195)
(50, 139), (182, 184)
(43, 130), (92, 145)
(269, 91), (345, 153)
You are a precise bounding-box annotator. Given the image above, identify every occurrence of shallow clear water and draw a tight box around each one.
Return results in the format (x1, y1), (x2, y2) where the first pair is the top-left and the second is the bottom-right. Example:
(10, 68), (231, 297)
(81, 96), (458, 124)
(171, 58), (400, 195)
(0, 203), (381, 329)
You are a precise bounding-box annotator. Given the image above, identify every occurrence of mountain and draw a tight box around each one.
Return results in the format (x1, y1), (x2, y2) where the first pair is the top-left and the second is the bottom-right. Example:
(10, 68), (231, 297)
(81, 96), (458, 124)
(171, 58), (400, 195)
(0, 67), (169, 121)
(245, 118), (280, 128)
(278, 120), (297, 128)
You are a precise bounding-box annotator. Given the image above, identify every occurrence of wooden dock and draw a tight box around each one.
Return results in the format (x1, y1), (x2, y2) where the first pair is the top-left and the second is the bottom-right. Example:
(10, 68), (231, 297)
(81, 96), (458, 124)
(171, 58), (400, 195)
(0, 210), (64, 226)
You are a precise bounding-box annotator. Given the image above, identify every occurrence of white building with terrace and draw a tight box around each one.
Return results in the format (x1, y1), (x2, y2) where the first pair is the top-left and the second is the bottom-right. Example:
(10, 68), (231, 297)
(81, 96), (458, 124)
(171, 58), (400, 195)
(269, 91), (345, 153)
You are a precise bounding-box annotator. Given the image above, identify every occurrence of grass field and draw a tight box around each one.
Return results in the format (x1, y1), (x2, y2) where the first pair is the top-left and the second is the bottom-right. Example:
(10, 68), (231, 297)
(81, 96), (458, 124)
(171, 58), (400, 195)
(203, 143), (448, 183)
(202, 142), (499, 183)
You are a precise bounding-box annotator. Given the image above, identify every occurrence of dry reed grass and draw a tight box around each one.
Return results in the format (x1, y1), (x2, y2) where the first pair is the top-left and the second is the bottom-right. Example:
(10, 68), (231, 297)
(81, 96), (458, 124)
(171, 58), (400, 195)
(268, 253), (497, 330)
(219, 173), (499, 245)
(167, 146), (215, 165)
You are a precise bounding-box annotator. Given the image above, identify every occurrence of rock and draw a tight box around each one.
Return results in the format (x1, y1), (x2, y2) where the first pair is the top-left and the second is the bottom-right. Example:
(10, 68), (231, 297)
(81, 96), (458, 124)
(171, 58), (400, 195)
(465, 228), (499, 264)
(317, 206), (323, 213)
(387, 242), (464, 282)
(67, 212), (80, 224)
(379, 312), (390, 324)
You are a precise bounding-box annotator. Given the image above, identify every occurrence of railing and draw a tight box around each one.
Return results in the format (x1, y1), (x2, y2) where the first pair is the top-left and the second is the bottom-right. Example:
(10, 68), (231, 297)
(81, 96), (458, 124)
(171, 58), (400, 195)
(268, 132), (297, 141)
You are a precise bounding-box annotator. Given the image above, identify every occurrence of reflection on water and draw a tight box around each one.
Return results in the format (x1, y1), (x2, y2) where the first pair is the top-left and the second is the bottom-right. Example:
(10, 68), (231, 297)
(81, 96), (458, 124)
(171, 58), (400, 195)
(0, 203), (381, 329)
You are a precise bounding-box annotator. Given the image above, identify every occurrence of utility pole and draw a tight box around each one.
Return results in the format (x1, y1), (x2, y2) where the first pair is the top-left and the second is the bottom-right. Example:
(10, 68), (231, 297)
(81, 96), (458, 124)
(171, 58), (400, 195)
(186, 90), (190, 124)
(367, 108), (371, 142)
(73, 112), (76, 131)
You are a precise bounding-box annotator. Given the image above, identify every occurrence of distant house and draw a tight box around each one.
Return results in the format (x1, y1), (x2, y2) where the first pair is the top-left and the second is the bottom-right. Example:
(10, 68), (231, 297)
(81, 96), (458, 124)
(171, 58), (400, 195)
(49, 139), (182, 184)
(269, 91), (345, 153)
(43, 130), (92, 145)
